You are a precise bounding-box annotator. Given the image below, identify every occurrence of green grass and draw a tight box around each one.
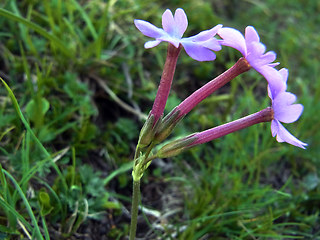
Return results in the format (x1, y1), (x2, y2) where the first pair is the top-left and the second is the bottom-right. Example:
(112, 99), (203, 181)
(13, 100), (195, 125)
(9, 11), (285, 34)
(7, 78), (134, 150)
(0, 0), (319, 239)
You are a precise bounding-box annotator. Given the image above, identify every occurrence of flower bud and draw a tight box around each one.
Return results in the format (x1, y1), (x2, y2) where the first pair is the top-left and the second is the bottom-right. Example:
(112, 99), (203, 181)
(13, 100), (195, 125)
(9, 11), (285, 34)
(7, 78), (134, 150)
(157, 135), (197, 158)
(154, 108), (183, 143)
(138, 113), (161, 148)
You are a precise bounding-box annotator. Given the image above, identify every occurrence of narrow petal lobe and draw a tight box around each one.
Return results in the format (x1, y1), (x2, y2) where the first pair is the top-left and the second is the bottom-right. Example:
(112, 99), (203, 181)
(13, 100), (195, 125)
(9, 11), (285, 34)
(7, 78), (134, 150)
(189, 25), (223, 42)
(273, 120), (307, 149)
(245, 26), (260, 43)
(174, 8), (188, 37)
(144, 40), (162, 48)
(162, 9), (175, 34)
(134, 20), (166, 38)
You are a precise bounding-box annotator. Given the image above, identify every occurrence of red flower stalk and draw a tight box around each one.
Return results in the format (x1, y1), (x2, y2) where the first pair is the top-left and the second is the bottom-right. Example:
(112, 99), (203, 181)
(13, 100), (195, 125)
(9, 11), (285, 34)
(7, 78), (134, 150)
(157, 107), (273, 158)
(176, 57), (250, 118)
(138, 44), (181, 147)
(150, 43), (182, 124)
(155, 57), (251, 142)
(190, 107), (273, 146)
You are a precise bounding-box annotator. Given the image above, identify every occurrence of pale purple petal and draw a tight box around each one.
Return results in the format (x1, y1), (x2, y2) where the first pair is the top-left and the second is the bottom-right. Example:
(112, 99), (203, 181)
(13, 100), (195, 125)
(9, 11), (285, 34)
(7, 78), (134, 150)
(157, 35), (180, 48)
(279, 68), (289, 85)
(271, 120), (279, 137)
(273, 91), (297, 106)
(246, 42), (266, 62)
(273, 92), (303, 123)
(267, 85), (272, 99)
(182, 41), (217, 61)
(162, 9), (175, 34)
(197, 38), (222, 51)
(188, 24), (223, 42)
(258, 51), (277, 65)
(245, 26), (260, 43)
(257, 65), (285, 98)
(275, 103), (303, 123)
(134, 20), (166, 38)
(174, 8), (188, 37)
(267, 68), (288, 99)
(272, 120), (307, 149)
(269, 62), (280, 67)
(273, 120), (285, 142)
(144, 40), (161, 48)
(218, 27), (247, 56)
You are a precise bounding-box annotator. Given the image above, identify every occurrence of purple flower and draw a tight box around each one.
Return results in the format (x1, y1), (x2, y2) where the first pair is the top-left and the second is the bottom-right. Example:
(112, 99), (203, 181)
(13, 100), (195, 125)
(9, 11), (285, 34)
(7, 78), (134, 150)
(218, 26), (285, 98)
(134, 8), (222, 61)
(269, 69), (307, 149)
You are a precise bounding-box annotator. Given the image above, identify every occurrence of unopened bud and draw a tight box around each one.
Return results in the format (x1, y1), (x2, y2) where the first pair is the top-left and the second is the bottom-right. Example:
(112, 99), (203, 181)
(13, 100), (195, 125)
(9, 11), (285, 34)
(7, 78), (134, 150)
(154, 108), (183, 143)
(138, 113), (161, 148)
(157, 135), (197, 158)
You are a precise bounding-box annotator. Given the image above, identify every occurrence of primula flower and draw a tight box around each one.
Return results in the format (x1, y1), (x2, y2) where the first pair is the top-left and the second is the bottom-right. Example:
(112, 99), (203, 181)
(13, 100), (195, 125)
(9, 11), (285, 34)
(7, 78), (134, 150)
(134, 8), (222, 61)
(268, 69), (307, 149)
(218, 26), (285, 98)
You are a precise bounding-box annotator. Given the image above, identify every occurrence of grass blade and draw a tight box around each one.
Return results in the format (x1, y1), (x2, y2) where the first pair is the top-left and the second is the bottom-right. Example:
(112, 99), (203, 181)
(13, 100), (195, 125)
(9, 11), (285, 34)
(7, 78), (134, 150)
(2, 169), (44, 240)
(0, 77), (68, 191)
(0, 7), (73, 57)
(103, 162), (133, 186)
(70, 0), (98, 40)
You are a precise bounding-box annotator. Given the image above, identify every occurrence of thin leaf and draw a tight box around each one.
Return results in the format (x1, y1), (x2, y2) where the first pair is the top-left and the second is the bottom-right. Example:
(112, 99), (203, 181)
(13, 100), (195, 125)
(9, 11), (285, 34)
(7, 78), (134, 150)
(2, 169), (44, 240)
(0, 78), (68, 191)
(103, 162), (133, 186)
(70, 0), (98, 40)
(0, 7), (73, 57)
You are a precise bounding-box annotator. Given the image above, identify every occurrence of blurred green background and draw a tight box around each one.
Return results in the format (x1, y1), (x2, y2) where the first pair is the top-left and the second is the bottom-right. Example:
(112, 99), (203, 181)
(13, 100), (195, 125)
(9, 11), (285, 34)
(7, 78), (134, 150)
(0, 0), (319, 239)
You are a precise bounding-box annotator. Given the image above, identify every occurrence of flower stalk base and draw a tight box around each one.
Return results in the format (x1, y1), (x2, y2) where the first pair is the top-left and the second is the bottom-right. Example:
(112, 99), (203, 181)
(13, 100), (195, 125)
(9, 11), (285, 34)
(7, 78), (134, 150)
(129, 180), (141, 240)
(150, 44), (182, 123)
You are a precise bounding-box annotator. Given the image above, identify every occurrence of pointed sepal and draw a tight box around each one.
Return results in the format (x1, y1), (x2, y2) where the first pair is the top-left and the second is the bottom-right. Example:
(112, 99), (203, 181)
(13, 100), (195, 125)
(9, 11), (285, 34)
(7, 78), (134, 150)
(157, 135), (197, 158)
(154, 108), (183, 143)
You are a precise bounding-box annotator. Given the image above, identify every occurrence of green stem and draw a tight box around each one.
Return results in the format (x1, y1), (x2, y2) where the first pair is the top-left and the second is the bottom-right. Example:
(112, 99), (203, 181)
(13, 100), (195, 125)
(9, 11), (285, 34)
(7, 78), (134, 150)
(129, 180), (140, 240)
(129, 142), (155, 239)
(130, 132), (157, 239)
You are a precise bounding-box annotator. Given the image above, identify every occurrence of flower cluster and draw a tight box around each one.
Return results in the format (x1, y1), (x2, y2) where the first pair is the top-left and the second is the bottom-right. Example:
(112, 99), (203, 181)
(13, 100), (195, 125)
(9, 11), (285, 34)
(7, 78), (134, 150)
(133, 7), (307, 165)
(130, 8), (308, 239)
(217, 26), (307, 149)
